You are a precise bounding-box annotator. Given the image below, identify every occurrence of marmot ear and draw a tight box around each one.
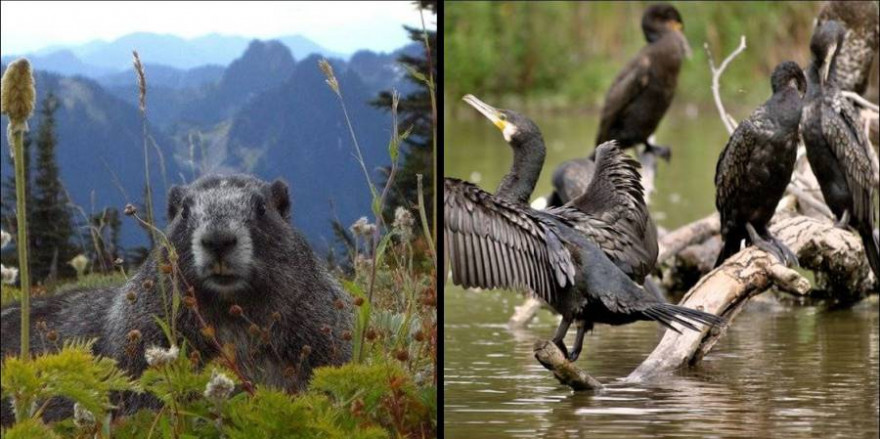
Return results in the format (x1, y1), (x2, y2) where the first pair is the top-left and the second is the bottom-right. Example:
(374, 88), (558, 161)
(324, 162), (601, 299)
(269, 179), (291, 219)
(167, 185), (186, 221)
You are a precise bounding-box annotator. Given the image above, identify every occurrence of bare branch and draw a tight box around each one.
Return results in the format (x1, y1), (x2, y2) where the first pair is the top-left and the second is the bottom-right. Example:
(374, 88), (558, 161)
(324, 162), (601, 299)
(842, 90), (880, 112)
(533, 340), (603, 391)
(705, 36), (747, 135)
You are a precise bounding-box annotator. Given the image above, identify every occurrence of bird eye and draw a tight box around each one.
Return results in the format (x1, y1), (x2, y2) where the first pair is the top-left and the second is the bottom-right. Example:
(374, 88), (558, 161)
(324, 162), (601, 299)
(499, 113), (508, 121)
(256, 200), (267, 217)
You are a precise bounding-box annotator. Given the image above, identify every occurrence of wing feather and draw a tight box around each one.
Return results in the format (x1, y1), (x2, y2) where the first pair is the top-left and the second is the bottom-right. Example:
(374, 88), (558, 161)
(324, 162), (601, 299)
(445, 178), (576, 303)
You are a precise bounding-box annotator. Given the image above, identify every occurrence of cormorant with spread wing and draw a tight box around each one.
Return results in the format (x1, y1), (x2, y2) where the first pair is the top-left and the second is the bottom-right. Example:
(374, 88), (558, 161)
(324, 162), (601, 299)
(714, 61), (807, 267)
(801, 20), (880, 281)
(446, 95), (721, 362)
(461, 94), (658, 283)
(593, 2), (691, 161)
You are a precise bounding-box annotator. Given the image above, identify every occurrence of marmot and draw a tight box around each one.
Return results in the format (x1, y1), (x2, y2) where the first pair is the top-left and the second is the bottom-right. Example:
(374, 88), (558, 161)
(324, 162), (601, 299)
(1, 174), (352, 424)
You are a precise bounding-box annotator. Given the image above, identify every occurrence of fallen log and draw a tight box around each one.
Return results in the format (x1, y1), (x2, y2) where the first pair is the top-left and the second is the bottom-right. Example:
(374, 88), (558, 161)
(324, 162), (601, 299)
(626, 215), (875, 383)
(657, 213), (719, 264)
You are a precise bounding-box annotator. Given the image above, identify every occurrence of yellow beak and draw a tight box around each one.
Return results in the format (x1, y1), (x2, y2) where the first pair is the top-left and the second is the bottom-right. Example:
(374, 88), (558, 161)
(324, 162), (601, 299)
(463, 94), (506, 131)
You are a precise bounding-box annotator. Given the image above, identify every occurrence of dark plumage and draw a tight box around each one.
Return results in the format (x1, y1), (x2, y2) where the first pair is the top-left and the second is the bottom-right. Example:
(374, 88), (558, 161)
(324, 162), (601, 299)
(816, 1), (879, 96)
(447, 95), (718, 362)
(445, 180), (722, 362)
(714, 61), (807, 267)
(462, 95), (658, 283)
(802, 20), (880, 282)
(593, 2), (690, 161)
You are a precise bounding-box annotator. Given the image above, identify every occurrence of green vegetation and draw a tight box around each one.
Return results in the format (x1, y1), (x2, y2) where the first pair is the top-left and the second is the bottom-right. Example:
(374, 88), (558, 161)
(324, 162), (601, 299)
(445, 1), (821, 111)
(2, 4), (436, 438)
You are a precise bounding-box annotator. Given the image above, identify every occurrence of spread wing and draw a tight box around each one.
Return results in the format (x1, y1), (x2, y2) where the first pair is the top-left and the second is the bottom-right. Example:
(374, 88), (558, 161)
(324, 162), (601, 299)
(550, 157), (595, 205)
(596, 53), (652, 144)
(444, 178), (576, 303)
(821, 92), (879, 224)
(559, 142), (658, 281)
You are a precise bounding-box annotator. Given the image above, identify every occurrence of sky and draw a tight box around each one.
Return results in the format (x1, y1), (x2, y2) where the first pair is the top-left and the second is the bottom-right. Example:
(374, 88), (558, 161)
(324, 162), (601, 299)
(0, 1), (434, 55)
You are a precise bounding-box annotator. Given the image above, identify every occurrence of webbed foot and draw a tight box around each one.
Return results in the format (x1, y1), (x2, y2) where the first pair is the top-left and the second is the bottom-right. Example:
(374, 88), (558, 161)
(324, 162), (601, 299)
(746, 223), (788, 266)
(771, 237), (799, 268)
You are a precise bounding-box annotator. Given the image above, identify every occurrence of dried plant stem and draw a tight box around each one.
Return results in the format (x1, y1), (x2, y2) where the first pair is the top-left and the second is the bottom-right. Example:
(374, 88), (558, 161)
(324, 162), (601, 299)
(416, 174), (435, 259)
(171, 264), (256, 395)
(335, 92), (377, 199)
(419, 7), (438, 243)
(12, 128), (31, 358)
(705, 36), (747, 135)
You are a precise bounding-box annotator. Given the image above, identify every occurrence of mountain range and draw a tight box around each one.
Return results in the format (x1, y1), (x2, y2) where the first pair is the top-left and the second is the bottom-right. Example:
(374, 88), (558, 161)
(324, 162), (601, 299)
(1, 33), (422, 256)
(2, 32), (347, 77)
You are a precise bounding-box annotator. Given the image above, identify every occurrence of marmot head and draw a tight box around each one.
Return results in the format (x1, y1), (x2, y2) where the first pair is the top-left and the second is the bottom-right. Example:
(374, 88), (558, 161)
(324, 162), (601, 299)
(166, 174), (292, 297)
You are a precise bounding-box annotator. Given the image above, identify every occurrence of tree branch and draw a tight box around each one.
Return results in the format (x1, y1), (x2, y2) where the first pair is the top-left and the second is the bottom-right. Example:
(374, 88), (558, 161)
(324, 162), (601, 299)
(705, 36), (747, 135)
(533, 340), (603, 391)
(842, 90), (880, 112)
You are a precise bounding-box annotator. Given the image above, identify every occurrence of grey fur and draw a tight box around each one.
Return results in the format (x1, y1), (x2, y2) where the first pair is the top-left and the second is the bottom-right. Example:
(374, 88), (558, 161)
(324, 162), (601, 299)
(1, 174), (352, 425)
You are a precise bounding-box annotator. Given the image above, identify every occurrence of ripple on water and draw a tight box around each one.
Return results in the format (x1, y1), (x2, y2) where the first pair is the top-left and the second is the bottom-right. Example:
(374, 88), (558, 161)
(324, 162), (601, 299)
(444, 286), (880, 439)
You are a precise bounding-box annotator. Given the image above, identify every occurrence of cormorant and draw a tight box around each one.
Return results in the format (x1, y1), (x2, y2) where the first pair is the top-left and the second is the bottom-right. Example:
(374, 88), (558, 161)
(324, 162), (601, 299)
(802, 20), (880, 281)
(462, 94), (658, 283)
(593, 2), (691, 161)
(448, 95), (720, 362)
(714, 61), (807, 268)
(816, 1), (879, 97)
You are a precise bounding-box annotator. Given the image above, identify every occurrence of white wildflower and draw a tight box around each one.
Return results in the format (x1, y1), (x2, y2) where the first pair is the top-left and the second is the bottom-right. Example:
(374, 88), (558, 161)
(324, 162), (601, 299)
(1, 264), (18, 285)
(204, 369), (235, 402)
(73, 402), (96, 428)
(0, 229), (10, 249)
(393, 206), (415, 239)
(145, 345), (179, 367)
(69, 254), (89, 277)
(349, 216), (376, 238)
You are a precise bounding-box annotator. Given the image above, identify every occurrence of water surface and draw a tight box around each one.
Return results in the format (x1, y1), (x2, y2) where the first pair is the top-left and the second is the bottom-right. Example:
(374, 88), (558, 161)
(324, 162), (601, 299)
(443, 109), (879, 438)
(444, 287), (879, 439)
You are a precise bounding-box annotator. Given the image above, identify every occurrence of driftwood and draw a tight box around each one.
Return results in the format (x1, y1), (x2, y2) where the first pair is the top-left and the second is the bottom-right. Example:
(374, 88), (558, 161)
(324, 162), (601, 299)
(657, 213), (720, 263)
(627, 215), (873, 383)
(507, 297), (543, 329)
(533, 340), (603, 390)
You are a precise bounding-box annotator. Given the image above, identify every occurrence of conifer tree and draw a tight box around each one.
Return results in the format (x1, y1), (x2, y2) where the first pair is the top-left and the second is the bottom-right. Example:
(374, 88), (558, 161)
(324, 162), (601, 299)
(1, 133), (33, 268)
(373, 0), (437, 228)
(30, 93), (76, 282)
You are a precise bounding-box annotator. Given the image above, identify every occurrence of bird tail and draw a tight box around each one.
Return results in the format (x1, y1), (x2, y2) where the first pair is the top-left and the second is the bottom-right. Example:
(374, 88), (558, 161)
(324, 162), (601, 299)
(714, 235), (742, 268)
(641, 303), (725, 334)
(857, 223), (880, 286)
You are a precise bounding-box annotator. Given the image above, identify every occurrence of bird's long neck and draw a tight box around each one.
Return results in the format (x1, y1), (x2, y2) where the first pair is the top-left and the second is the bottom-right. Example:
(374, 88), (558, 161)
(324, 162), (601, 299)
(805, 61), (823, 100)
(496, 136), (545, 205)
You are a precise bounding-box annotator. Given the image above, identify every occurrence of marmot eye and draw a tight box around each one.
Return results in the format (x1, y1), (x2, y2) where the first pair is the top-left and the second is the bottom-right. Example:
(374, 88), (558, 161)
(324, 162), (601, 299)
(181, 204), (190, 220)
(256, 201), (267, 217)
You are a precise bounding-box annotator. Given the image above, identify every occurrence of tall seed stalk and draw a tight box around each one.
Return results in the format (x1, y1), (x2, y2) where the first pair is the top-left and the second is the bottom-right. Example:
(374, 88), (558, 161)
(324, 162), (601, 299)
(1, 59), (36, 358)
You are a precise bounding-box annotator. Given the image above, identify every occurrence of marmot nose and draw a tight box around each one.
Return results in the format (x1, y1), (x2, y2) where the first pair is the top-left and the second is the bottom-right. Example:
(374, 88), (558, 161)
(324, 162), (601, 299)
(201, 231), (238, 257)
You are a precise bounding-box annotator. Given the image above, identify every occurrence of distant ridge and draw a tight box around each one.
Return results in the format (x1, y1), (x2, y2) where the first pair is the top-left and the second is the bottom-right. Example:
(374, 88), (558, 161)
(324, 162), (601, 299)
(1, 32), (347, 75)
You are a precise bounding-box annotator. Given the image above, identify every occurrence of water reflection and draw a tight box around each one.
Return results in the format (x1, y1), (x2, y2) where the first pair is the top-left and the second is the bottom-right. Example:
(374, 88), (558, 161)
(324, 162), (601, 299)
(444, 287), (879, 438)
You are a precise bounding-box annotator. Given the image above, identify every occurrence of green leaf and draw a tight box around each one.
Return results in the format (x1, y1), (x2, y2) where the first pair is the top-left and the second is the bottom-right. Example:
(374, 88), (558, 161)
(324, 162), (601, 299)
(3, 418), (61, 439)
(404, 65), (428, 84)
